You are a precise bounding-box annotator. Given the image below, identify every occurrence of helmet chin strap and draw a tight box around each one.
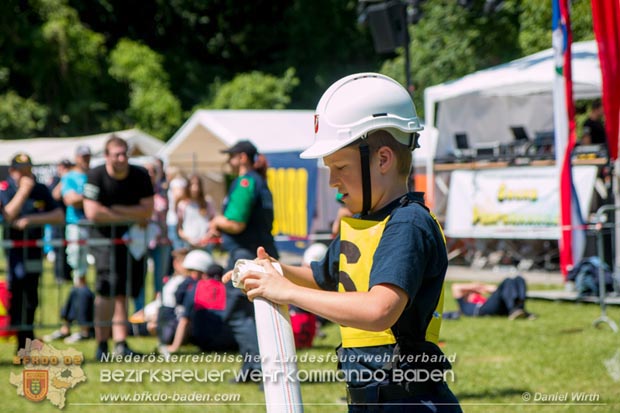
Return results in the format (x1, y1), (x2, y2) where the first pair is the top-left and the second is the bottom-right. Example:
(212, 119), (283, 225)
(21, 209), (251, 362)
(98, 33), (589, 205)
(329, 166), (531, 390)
(359, 139), (372, 216)
(358, 131), (419, 215)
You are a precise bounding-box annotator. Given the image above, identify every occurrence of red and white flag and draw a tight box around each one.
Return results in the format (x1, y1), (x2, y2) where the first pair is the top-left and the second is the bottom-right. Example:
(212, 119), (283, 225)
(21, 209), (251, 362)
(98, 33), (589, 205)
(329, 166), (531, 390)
(552, 0), (585, 276)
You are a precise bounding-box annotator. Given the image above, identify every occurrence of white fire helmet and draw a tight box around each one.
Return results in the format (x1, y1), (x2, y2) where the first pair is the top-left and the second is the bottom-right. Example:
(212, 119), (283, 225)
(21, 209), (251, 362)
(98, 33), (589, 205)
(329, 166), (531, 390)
(300, 72), (423, 159)
(183, 250), (214, 273)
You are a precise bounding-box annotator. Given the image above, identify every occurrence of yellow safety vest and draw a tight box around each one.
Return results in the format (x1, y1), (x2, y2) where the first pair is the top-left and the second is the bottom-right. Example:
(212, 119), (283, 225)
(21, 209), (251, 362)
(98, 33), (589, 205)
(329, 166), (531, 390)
(338, 209), (445, 348)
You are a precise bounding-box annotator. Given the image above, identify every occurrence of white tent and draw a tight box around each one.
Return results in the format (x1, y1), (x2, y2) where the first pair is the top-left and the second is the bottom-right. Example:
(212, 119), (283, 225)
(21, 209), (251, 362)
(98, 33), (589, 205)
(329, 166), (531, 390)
(424, 40), (602, 158)
(159, 110), (315, 170)
(0, 128), (163, 165)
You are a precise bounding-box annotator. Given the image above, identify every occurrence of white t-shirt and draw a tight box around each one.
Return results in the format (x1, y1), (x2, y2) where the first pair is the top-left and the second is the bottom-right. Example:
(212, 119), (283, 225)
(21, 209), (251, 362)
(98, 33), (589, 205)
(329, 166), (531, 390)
(179, 201), (210, 244)
(161, 274), (187, 308)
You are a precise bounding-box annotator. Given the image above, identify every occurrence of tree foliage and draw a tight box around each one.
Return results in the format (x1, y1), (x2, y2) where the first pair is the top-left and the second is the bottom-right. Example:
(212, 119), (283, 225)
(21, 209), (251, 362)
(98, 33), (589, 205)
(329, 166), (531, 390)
(207, 69), (300, 110)
(0, 91), (49, 138)
(0, 0), (596, 140)
(381, 0), (594, 119)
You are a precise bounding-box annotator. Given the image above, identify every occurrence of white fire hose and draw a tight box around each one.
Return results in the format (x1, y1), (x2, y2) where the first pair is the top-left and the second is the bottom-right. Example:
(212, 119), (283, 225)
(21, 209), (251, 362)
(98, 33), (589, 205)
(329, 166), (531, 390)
(232, 260), (304, 413)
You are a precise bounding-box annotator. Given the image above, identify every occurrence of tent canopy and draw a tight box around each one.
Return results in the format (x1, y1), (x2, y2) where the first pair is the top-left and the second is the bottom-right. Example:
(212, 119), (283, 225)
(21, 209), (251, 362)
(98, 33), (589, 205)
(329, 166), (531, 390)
(424, 40), (602, 158)
(0, 129), (163, 165)
(159, 110), (315, 171)
(160, 109), (435, 170)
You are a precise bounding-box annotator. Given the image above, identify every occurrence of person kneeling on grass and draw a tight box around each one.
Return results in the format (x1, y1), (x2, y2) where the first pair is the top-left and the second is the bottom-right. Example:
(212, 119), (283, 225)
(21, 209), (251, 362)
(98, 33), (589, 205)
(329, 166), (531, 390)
(451, 276), (536, 320)
(160, 250), (260, 375)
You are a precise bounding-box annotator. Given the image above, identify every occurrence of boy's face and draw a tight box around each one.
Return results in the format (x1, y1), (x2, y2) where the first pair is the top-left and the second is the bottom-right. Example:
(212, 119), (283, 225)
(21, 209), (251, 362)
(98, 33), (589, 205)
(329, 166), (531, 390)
(173, 255), (187, 274)
(324, 146), (366, 214)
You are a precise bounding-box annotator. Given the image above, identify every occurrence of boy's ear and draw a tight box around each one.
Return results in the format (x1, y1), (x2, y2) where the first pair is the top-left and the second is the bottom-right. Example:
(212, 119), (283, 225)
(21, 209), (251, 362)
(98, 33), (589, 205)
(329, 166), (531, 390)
(377, 146), (394, 173)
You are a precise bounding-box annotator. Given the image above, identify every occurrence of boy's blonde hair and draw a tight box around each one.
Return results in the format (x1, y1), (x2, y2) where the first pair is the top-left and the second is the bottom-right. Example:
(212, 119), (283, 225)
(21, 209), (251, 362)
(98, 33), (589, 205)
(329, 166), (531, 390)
(355, 129), (413, 177)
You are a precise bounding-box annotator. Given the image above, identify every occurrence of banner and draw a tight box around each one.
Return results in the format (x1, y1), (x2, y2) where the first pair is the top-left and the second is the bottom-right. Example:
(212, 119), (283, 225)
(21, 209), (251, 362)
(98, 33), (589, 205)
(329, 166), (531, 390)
(264, 152), (318, 253)
(444, 166), (598, 240)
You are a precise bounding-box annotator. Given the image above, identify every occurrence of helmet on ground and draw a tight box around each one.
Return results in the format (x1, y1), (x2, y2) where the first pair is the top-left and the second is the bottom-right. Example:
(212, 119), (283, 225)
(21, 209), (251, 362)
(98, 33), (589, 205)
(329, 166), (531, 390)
(300, 72), (423, 159)
(183, 250), (214, 273)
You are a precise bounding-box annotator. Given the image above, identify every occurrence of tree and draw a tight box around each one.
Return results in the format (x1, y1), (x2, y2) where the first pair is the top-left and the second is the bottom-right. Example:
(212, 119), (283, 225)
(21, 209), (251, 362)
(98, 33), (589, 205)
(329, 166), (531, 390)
(0, 91), (49, 138)
(518, 0), (593, 55)
(206, 68), (299, 110)
(381, 0), (521, 118)
(109, 39), (183, 139)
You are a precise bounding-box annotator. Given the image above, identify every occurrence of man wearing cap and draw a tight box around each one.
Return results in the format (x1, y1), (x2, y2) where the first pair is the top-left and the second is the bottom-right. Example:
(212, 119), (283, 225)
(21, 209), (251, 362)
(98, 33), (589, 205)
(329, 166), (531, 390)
(207, 140), (276, 376)
(83, 135), (154, 359)
(0, 153), (64, 352)
(44, 145), (95, 344)
(209, 140), (278, 267)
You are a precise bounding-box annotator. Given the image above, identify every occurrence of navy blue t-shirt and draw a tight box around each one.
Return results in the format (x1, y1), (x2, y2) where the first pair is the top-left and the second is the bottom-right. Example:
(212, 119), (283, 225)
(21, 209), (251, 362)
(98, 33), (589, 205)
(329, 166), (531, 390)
(0, 177), (58, 280)
(311, 192), (448, 385)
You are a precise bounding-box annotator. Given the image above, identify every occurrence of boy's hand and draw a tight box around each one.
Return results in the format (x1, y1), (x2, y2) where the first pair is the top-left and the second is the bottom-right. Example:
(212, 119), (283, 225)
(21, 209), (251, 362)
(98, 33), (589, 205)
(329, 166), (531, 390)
(221, 269), (234, 284)
(242, 260), (293, 305)
(256, 246), (277, 262)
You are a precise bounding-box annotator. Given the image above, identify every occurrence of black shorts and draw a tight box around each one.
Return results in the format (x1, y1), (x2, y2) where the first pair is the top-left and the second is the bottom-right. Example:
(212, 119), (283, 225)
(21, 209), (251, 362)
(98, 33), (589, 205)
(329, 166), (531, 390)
(90, 229), (146, 298)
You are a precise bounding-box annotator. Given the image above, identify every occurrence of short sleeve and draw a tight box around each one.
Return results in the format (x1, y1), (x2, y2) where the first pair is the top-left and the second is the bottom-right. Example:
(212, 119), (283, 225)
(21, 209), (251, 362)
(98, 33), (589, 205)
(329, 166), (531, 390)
(224, 176), (255, 223)
(310, 238), (341, 291)
(83, 169), (102, 201)
(61, 173), (78, 196)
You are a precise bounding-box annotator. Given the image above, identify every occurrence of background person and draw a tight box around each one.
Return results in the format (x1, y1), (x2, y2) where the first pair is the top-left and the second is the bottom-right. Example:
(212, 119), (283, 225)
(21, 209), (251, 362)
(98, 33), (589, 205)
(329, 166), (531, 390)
(161, 250), (237, 355)
(44, 145), (95, 343)
(48, 158), (74, 283)
(451, 276), (536, 320)
(164, 165), (187, 252)
(134, 158), (171, 312)
(155, 248), (190, 345)
(0, 153), (64, 352)
(581, 98), (606, 146)
(83, 135), (154, 359)
(208, 140), (279, 267)
(207, 140), (276, 378)
(177, 174), (216, 249)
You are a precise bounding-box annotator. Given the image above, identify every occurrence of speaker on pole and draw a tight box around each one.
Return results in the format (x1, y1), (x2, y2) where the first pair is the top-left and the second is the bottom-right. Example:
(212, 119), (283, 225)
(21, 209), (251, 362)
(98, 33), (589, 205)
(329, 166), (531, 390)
(366, 1), (407, 54)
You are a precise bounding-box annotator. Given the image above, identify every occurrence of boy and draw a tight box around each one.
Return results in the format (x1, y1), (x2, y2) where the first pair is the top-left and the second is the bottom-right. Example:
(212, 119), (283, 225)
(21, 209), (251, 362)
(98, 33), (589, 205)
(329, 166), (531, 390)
(156, 248), (190, 345)
(229, 73), (461, 411)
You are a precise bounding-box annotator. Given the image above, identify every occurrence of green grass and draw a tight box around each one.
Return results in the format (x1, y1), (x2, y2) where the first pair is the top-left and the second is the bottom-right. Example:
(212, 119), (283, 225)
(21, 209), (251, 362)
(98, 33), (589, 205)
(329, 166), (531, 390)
(1, 258), (620, 412)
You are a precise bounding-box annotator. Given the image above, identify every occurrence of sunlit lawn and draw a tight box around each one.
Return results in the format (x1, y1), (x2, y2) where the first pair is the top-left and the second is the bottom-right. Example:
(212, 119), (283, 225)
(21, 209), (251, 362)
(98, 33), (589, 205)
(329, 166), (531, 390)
(1, 255), (619, 412)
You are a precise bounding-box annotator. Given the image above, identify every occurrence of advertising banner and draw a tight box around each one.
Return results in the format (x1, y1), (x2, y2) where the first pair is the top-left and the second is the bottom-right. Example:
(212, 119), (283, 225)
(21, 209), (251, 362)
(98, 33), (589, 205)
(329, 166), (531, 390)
(444, 166), (598, 239)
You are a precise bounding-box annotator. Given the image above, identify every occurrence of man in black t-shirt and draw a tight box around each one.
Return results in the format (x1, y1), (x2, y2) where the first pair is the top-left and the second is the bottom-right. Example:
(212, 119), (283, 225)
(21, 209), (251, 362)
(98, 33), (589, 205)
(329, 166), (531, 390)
(83, 136), (154, 360)
(0, 153), (64, 352)
(582, 99), (607, 147)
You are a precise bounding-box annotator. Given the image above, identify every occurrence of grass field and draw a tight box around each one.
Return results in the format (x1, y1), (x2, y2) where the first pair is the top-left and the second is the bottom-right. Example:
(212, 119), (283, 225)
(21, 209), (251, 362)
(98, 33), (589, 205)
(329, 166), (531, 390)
(1, 257), (620, 412)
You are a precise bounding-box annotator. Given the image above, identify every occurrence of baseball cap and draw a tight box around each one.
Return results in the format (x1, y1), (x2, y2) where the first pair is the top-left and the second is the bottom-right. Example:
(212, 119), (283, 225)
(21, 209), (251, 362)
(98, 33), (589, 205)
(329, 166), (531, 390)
(182, 250), (214, 273)
(59, 158), (74, 168)
(75, 145), (92, 156)
(221, 140), (258, 160)
(10, 153), (33, 168)
(206, 264), (225, 279)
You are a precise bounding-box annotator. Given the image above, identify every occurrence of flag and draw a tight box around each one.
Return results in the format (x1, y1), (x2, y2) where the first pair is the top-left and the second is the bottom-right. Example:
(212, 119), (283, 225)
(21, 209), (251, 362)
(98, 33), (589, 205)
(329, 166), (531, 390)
(591, 0), (620, 161)
(552, 0), (585, 276)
